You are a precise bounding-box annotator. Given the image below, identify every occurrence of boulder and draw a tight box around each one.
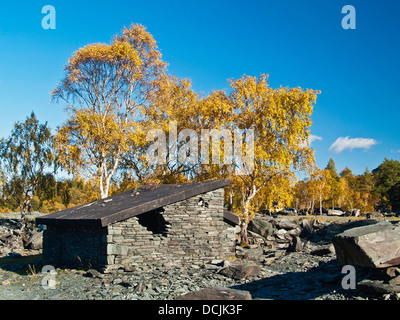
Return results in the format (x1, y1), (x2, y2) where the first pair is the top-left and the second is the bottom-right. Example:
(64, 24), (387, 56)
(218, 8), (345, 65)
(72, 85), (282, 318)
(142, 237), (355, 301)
(0, 246), (11, 256)
(84, 269), (101, 278)
(287, 236), (303, 252)
(332, 221), (400, 268)
(300, 219), (313, 237)
(386, 267), (400, 278)
(310, 244), (335, 256)
(0, 218), (42, 256)
(347, 209), (361, 217)
(219, 263), (261, 280)
(287, 227), (302, 237)
(248, 218), (273, 238)
(26, 231), (43, 250)
(274, 229), (292, 243)
(243, 248), (264, 261)
(275, 218), (298, 230)
(175, 286), (252, 300)
(1, 234), (24, 254)
(389, 275), (400, 286)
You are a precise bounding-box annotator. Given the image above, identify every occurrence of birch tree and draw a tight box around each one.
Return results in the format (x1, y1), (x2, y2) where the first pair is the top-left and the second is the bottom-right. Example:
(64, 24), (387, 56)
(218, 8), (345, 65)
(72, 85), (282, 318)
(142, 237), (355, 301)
(52, 24), (166, 198)
(227, 74), (318, 243)
(310, 168), (332, 214)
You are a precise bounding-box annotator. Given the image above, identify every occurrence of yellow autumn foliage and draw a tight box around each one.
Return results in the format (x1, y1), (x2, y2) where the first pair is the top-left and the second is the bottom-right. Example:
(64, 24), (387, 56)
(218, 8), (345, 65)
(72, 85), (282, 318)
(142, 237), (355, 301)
(52, 24), (167, 198)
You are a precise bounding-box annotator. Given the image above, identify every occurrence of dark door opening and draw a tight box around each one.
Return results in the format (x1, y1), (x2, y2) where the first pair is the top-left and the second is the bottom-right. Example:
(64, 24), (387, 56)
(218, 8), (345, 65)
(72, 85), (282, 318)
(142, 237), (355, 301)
(137, 208), (169, 236)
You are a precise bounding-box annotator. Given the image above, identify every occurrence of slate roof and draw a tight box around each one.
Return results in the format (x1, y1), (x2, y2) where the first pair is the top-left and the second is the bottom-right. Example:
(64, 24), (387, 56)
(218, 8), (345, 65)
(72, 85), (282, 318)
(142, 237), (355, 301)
(36, 179), (231, 228)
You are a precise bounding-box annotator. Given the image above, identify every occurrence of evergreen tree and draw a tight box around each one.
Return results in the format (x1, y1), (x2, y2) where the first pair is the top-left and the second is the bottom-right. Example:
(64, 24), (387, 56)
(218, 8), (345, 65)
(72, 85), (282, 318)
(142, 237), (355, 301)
(325, 158), (339, 181)
(372, 158), (400, 210)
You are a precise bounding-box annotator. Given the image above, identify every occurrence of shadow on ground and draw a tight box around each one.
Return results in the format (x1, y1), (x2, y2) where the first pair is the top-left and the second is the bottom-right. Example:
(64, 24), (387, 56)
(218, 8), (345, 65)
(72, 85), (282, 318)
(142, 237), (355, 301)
(230, 259), (373, 300)
(0, 254), (43, 275)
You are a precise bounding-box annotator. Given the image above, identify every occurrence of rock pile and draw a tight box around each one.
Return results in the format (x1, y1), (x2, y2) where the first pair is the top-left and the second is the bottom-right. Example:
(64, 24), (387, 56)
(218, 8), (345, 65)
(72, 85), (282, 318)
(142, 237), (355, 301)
(241, 216), (336, 258)
(231, 215), (400, 299)
(0, 218), (43, 257)
(333, 220), (400, 298)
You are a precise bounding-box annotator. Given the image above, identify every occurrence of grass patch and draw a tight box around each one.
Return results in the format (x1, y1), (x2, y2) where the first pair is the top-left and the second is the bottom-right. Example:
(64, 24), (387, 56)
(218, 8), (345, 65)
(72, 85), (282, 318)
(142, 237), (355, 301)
(0, 254), (42, 266)
(0, 254), (43, 276)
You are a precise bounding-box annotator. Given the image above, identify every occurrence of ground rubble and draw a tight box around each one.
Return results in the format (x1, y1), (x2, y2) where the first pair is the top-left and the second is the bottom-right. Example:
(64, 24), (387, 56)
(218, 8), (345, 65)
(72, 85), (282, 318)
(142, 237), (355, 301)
(1, 215), (400, 300)
(0, 218), (43, 257)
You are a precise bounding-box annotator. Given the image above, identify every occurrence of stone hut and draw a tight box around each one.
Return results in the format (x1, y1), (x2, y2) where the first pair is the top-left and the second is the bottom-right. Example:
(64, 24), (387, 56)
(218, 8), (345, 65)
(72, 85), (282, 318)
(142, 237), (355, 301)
(36, 179), (238, 271)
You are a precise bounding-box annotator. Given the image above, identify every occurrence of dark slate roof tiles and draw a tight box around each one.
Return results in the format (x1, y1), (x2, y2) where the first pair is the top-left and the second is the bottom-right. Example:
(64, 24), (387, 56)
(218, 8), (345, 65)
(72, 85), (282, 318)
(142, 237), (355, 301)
(36, 179), (230, 227)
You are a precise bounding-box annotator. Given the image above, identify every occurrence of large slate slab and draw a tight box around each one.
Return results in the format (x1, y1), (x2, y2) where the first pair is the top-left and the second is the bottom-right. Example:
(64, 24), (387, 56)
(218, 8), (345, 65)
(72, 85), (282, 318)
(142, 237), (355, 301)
(332, 221), (400, 268)
(36, 179), (229, 227)
(248, 217), (273, 238)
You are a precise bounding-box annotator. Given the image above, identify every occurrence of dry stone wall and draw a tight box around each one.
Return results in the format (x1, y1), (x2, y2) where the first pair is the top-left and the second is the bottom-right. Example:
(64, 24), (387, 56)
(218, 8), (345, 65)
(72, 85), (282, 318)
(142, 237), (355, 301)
(42, 226), (108, 269)
(42, 187), (237, 271)
(106, 188), (237, 271)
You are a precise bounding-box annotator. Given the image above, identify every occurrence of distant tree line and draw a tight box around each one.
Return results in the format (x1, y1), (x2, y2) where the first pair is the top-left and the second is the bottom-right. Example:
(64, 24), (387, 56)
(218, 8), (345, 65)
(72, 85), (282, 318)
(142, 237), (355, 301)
(292, 158), (400, 214)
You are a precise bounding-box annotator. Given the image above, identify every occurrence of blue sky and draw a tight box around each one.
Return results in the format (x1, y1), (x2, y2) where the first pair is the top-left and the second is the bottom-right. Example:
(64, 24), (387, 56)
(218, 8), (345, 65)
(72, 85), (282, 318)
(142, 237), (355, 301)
(0, 0), (399, 176)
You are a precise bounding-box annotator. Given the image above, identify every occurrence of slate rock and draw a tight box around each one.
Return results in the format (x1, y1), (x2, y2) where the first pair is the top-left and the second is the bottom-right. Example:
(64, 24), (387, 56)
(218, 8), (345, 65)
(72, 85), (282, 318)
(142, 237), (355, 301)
(287, 236), (303, 252)
(333, 221), (400, 268)
(311, 244), (335, 256)
(84, 269), (101, 278)
(219, 263), (261, 280)
(248, 218), (273, 238)
(210, 259), (224, 266)
(26, 231), (43, 250)
(243, 249), (264, 261)
(357, 279), (400, 294)
(276, 218), (298, 230)
(175, 286), (252, 300)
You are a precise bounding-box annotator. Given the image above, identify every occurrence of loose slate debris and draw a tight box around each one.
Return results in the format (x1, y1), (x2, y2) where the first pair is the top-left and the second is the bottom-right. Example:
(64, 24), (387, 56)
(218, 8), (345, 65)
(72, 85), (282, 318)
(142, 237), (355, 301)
(0, 219), (42, 257)
(3, 212), (400, 300)
(357, 279), (400, 295)
(175, 286), (252, 300)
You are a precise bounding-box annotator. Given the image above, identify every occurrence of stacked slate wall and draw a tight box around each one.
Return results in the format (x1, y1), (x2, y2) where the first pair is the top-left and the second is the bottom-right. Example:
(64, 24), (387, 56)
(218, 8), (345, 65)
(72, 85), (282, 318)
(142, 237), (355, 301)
(42, 187), (238, 271)
(42, 226), (108, 269)
(106, 188), (237, 271)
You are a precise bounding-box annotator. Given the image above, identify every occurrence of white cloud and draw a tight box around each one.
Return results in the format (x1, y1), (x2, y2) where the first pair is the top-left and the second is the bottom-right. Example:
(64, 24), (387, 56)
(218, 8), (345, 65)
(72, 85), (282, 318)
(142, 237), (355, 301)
(329, 136), (379, 154)
(309, 135), (323, 145)
(300, 134), (322, 148)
